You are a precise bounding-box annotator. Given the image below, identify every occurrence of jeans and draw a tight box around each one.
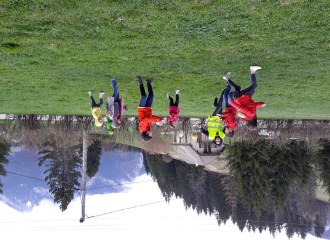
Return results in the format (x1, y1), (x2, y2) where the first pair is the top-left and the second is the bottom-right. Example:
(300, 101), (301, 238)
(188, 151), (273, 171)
(169, 94), (179, 107)
(228, 74), (257, 98)
(139, 82), (154, 107)
(212, 89), (224, 116)
(111, 80), (120, 102)
(223, 84), (234, 107)
(90, 96), (103, 108)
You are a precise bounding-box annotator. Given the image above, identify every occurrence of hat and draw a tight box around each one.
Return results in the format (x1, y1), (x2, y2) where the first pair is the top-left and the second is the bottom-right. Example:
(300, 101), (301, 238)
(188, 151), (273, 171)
(108, 130), (114, 135)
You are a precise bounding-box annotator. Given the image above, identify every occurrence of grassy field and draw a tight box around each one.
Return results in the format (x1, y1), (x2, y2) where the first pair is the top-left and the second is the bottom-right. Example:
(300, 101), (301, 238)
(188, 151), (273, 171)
(0, 0), (330, 119)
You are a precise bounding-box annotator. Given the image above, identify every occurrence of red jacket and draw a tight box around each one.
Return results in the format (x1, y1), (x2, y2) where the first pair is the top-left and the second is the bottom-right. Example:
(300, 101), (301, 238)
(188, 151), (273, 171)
(221, 107), (237, 130)
(138, 107), (162, 132)
(229, 96), (264, 120)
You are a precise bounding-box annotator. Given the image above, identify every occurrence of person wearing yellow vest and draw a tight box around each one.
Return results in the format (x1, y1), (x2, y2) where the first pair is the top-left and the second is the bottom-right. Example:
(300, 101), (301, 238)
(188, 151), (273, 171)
(89, 91), (105, 127)
(198, 89), (225, 147)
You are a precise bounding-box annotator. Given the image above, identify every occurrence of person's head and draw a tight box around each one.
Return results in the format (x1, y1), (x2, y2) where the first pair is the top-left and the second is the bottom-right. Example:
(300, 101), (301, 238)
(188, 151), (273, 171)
(246, 115), (258, 131)
(213, 136), (222, 147)
(123, 106), (128, 112)
(115, 116), (122, 128)
(95, 117), (103, 127)
(224, 127), (235, 138)
(141, 130), (152, 141)
(168, 121), (178, 128)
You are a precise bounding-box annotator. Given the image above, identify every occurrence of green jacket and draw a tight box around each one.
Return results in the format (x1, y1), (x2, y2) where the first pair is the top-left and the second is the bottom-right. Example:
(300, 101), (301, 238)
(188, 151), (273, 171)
(106, 116), (114, 135)
(207, 115), (225, 139)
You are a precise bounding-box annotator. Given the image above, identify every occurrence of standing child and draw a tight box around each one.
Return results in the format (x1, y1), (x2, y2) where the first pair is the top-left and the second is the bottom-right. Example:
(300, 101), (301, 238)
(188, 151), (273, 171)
(167, 90), (180, 128)
(137, 77), (166, 141)
(106, 78), (128, 134)
(89, 91), (105, 127)
(215, 75), (237, 138)
(198, 90), (226, 147)
(226, 66), (266, 130)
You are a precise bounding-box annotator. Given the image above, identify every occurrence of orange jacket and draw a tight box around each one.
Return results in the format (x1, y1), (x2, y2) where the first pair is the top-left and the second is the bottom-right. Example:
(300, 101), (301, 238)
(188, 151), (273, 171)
(138, 107), (162, 132)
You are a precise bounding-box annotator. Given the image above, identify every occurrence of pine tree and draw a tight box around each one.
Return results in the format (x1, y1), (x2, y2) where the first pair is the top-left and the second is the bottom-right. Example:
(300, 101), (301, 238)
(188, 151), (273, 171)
(86, 139), (102, 178)
(0, 141), (11, 194)
(38, 144), (82, 211)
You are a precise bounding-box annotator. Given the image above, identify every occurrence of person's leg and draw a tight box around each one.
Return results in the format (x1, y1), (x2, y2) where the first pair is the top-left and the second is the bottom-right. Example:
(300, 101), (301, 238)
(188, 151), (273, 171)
(138, 83), (147, 107)
(227, 79), (241, 93)
(240, 74), (258, 96)
(90, 96), (97, 108)
(212, 89), (224, 116)
(223, 84), (232, 107)
(169, 96), (174, 107)
(111, 79), (120, 102)
(145, 81), (154, 107)
(174, 94), (179, 107)
(97, 98), (104, 108)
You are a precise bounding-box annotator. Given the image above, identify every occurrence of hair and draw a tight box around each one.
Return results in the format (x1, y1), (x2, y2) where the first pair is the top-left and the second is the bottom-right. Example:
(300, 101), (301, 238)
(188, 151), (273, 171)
(141, 132), (152, 141)
(168, 121), (176, 128)
(213, 136), (223, 146)
(225, 130), (235, 138)
(246, 115), (258, 131)
(115, 116), (122, 128)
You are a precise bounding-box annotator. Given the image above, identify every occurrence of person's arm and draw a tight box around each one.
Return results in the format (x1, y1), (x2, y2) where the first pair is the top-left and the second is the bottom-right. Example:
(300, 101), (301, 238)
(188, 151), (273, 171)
(229, 100), (254, 117)
(255, 102), (266, 108)
(199, 127), (209, 137)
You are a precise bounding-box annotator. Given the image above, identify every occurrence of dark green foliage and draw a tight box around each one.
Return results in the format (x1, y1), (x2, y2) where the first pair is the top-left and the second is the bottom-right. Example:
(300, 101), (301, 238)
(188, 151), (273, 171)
(86, 139), (102, 178)
(226, 139), (313, 218)
(38, 144), (82, 211)
(143, 150), (323, 239)
(316, 139), (330, 200)
(0, 141), (11, 194)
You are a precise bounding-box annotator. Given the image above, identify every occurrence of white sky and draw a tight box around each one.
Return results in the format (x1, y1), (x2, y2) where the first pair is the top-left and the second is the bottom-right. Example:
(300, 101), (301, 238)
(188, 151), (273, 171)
(0, 174), (325, 240)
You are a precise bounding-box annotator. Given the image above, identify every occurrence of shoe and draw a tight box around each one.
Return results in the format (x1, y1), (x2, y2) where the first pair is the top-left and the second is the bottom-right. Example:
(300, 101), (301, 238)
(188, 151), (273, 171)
(146, 79), (155, 84)
(88, 91), (92, 97)
(223, 72), (231, 81)
(175, 89), (180, 94)
(136, 76), (142, 84)
(167, 92), (170, 99)
(250, 66), (262, 72)
(213, 97), (218, 108)
(99, 92), (105, 98)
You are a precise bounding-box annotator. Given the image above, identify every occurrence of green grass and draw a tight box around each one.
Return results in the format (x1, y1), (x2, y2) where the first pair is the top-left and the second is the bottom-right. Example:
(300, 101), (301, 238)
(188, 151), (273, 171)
(0, 0), (330, 119)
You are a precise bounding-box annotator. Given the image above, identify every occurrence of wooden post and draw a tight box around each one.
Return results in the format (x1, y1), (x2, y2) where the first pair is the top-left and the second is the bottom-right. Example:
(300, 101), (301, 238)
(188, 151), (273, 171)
(80, 129), (88, 223)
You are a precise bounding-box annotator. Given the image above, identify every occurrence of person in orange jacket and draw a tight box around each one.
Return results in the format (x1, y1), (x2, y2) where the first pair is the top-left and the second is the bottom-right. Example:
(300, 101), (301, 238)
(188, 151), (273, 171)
(226, 66), (266, 130)
(137, 77), (166, 141)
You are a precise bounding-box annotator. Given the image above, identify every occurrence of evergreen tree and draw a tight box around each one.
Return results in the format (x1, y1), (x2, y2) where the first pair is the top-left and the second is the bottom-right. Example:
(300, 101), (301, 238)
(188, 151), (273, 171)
(316, 139), (330, 200)
(86, 139), (102, 178)
(38, 144), (82, 212)
(0, 141), (11, 194)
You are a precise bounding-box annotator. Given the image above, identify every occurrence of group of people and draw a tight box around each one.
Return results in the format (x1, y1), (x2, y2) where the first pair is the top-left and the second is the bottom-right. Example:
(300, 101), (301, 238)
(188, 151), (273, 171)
(88, 66), (266, 144)
(199, 66), (266, 146)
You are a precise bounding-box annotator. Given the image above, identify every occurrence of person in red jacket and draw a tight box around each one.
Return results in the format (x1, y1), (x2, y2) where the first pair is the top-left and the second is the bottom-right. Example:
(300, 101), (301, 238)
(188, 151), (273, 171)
(137, 77), (166, 141)
(215, 77), (237, 138)
(226, 66), (266, 130)
(167, 90), (180, 128)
